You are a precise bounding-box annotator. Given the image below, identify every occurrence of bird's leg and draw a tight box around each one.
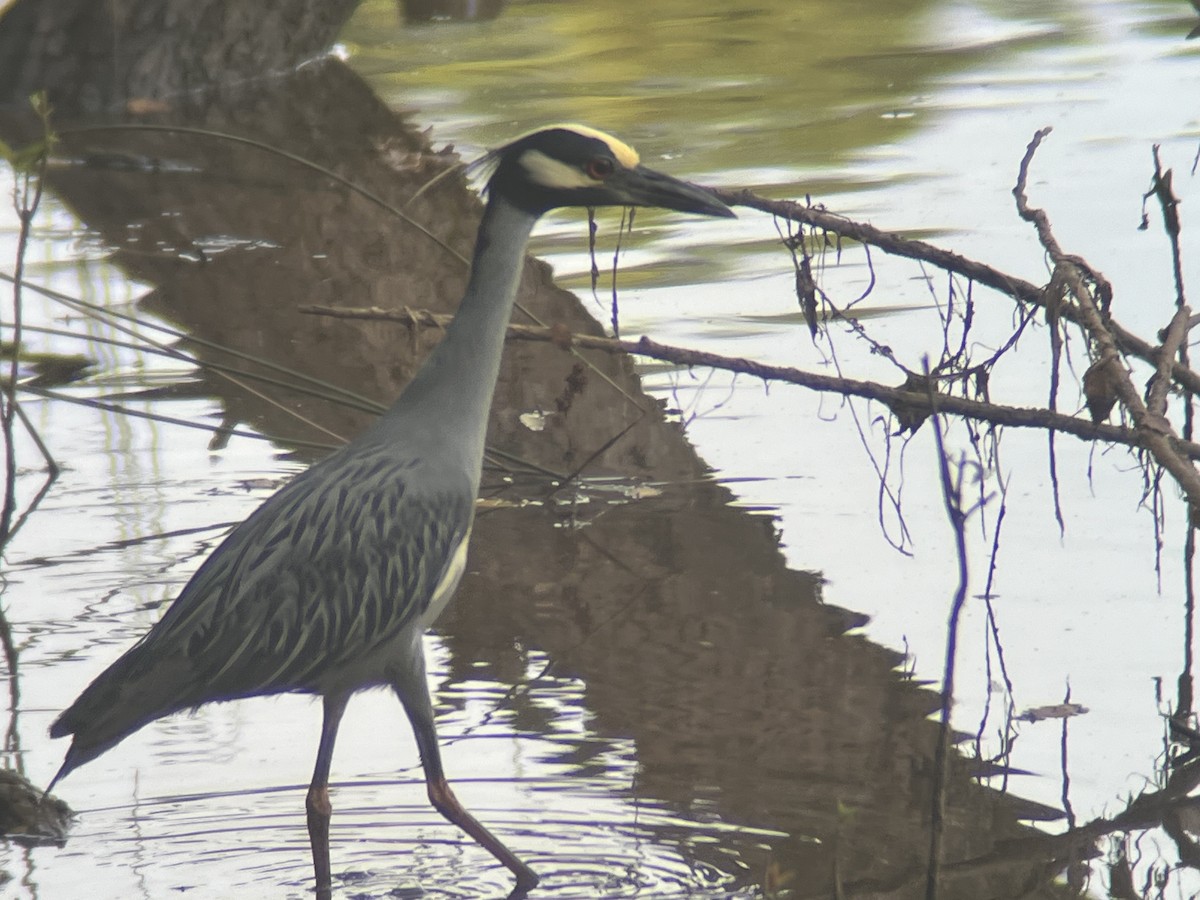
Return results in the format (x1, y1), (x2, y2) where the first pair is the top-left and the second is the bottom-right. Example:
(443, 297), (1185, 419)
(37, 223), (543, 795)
(393, 671), (539, 893)
(307, 692), (349, 899)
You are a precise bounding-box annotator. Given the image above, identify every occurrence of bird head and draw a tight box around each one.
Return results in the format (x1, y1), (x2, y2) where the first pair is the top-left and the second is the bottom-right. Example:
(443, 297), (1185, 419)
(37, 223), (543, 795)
(478, 124), (735, 218)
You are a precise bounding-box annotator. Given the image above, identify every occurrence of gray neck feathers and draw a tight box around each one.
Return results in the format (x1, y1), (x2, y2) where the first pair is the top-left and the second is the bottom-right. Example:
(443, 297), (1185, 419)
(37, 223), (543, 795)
(369, 195), (539, 483)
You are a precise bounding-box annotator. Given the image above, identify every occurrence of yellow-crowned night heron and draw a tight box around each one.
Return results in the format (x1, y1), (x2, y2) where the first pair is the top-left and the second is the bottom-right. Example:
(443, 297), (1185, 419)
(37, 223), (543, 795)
(47, 124), (734, 894)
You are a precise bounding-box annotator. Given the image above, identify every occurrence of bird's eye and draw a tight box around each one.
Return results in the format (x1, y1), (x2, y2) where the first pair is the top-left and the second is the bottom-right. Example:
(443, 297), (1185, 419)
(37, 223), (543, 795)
(585, 157), (615, 180)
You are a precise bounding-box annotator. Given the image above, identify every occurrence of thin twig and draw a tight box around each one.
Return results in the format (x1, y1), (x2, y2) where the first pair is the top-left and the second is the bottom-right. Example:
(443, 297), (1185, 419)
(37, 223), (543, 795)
(976, 495), (1016, 767)
(303, 304), (1200, 462)
(1145, 146), (1200, 722)
(1045, 269), (1066, 534)
(925, 362), (973, 900)
(610, 208), (629, 339)
(1061, 681), (1076, 830)
(1147, 146), (1186, 307)
(17, 384), (340, 452)
(0, 273), (389, 414)
(0, 151), (46, 544)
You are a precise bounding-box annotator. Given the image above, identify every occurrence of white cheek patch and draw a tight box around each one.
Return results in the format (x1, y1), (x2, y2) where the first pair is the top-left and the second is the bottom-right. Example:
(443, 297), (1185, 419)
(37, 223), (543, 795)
(519, 149), (595, 190)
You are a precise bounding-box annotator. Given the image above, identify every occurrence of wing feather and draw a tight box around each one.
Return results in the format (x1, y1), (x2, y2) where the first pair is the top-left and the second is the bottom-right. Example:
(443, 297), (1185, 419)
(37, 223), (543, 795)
(57, 440), (476, 746)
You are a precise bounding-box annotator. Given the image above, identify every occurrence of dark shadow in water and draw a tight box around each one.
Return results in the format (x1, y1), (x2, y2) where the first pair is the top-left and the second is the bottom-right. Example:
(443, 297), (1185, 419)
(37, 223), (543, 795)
(0, 2), (1139, 897)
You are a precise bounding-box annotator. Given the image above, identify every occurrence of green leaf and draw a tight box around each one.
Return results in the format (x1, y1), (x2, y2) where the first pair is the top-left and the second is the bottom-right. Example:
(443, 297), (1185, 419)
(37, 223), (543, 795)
(28, 90), (50, 119)
(0, 92), (55, 170)
(3, 140), (47, 172)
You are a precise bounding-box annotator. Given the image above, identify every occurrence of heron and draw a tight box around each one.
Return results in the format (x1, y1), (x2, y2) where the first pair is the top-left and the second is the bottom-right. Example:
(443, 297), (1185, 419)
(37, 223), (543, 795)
(47, 124), (734, 895)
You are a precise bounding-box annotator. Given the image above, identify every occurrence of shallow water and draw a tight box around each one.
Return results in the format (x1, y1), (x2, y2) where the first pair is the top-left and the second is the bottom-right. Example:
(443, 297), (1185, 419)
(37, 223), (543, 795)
(1, 0), (1199, 897)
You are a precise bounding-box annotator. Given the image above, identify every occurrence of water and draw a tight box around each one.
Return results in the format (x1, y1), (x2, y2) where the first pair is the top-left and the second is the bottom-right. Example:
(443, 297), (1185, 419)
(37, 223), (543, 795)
(1, 0), (1199, 896)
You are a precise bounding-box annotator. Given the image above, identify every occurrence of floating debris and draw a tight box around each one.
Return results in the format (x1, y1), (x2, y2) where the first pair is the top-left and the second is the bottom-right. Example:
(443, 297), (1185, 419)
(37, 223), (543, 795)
(1016, 702), (1089, 723)
(0, 769), (73, 847)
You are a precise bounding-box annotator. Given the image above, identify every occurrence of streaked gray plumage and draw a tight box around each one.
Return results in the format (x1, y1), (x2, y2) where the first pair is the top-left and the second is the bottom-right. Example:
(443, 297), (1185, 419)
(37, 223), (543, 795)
(52, 446), (471, 761)
(48, 124), (734, 896)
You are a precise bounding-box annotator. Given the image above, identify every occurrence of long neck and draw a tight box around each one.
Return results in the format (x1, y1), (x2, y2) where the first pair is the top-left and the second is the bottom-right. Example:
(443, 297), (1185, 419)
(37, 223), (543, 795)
(372, 195), (538, 475)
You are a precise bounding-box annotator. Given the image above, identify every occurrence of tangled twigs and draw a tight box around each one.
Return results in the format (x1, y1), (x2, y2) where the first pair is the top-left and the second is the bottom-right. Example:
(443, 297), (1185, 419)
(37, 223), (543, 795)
(925, 372), (975, 900)
(1013, 128), (1200, 512)
(301, 304), (1200, 462)
(708, 186), (1200, 399)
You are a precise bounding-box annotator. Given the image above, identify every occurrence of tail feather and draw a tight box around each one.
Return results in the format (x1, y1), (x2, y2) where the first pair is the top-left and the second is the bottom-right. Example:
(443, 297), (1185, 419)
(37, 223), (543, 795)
(45, 742), (89, 795)
(48, 643), (195, 787)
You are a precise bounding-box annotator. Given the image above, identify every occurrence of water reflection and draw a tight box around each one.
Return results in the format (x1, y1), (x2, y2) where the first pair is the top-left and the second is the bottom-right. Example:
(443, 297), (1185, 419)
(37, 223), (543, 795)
(0, 0), (1182, 897)
(345, 0), (1073, 193)
(401, 0), (506, 25)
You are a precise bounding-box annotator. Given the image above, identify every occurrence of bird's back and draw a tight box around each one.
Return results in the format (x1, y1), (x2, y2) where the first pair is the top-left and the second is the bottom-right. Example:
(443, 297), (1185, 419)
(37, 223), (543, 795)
(50, 436), (475, 779)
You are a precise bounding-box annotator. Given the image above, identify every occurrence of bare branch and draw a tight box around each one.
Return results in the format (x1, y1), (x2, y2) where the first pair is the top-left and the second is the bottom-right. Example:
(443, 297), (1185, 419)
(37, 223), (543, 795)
(1013, 128), (1200, 512)
(303, 304), (1200, 462)
(708, 186), (1200, 399)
